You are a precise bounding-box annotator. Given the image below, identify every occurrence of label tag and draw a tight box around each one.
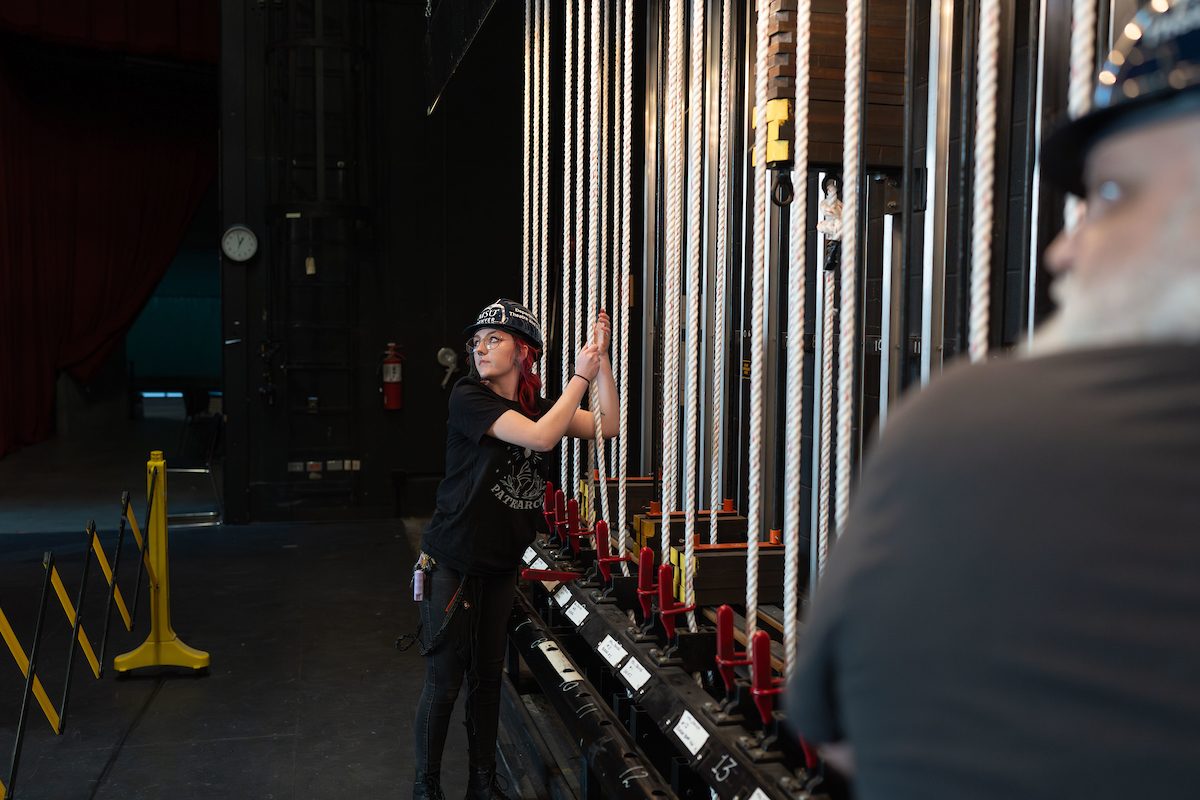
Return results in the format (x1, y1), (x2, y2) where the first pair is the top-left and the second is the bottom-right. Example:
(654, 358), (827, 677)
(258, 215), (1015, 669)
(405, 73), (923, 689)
(565, 602), (589, 626)
(749, 790), (769, 800)
(522, 546), (536, 565)
(554, 585), (573, 607)
(597, 635), (628, 667)
(531, 557), (548, 570)
(620, 657), (652, 691)
(672, 710), (710, 756)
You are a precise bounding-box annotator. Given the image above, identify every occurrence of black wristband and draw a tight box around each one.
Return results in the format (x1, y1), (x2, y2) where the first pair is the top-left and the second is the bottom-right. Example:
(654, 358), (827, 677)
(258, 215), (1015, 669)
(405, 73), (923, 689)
(572, 373), (591, 385)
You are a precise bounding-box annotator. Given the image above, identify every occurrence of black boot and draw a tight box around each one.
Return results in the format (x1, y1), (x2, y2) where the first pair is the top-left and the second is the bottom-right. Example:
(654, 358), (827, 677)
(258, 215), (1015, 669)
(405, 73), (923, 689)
(413, 771), (446, 800)
(464, 765), (514, 800)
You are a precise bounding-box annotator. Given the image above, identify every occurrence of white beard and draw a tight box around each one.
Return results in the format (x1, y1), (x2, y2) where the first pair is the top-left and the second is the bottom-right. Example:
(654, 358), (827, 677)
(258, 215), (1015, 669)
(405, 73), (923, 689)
(1026, 265), (1200, 357)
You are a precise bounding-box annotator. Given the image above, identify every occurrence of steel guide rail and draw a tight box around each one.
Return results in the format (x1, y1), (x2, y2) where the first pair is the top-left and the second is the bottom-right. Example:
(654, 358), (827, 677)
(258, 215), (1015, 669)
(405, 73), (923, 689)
(519, 538), (830, 800)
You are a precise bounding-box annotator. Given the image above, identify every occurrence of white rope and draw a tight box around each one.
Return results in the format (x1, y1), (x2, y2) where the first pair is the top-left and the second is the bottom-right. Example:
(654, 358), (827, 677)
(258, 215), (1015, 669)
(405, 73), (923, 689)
(835, 0), (864, 537)
(592, 0), (614, 532)
(522, 0), (532, 309)
(816, 269), (835, 578)
(681, 0), (706, 634)
(532, 0), (543, 338)
(617, 0), (633, 577)
(572, 3), (587, 498)
(745, 0), (771, 638)
(783, 0), (812, 679)
(660, 0), (685, 571)
(538, 0), (550, 393)
(588, 0), (612, 535)
(710, 0), (732, 544)
(1065, 0), (1096, 231)
(970, 0), (1000, 364)
(561, 0), (575, 494)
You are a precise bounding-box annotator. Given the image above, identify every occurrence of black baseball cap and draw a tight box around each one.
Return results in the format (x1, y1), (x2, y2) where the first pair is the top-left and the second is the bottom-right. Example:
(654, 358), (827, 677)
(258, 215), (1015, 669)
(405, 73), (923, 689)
(1042, 0), (1200, 197)
(463, 298), (544, 350)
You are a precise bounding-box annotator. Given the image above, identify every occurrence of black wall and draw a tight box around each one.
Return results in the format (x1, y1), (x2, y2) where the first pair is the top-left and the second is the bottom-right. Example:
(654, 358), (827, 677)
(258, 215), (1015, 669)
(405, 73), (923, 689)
(221, 0), (523, 522)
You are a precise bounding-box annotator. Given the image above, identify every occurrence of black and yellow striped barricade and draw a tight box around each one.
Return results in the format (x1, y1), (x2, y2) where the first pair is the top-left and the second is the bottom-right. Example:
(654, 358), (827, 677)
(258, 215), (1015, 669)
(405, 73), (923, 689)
(2, 553), (61, 799)
(114, 450), (209, 673)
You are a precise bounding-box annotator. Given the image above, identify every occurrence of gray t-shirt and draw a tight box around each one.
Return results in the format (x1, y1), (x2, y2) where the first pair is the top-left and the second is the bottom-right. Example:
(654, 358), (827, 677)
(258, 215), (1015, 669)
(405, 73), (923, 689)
(787, 344), (1200, 799)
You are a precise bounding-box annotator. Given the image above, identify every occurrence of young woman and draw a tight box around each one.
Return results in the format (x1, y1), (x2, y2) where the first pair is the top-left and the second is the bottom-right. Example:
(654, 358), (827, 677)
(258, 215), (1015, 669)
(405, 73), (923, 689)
(412, 298), (618, 800)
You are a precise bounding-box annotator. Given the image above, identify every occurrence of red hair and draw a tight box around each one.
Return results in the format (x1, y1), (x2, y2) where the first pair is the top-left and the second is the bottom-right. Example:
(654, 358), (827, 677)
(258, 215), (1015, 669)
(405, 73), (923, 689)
(515, 342), (543, 418)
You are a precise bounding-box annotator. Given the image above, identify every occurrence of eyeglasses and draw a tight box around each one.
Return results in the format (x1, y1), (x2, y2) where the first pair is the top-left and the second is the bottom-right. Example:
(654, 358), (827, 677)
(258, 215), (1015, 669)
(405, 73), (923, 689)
(466, 334), (507, 353)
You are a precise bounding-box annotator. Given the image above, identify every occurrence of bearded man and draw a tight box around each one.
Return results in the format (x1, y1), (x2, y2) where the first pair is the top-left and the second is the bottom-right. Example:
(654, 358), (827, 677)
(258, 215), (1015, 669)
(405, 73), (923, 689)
(786, 3), (1200, 798)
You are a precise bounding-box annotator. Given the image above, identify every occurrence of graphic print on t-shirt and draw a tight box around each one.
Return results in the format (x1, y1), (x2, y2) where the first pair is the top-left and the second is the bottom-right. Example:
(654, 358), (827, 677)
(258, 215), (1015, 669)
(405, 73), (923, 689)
(491, 445), (546, 510)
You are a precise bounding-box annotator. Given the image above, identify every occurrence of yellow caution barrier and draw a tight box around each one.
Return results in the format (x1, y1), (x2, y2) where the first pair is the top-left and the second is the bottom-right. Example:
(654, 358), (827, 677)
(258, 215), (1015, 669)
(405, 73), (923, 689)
(113, 450), (210, 673)
(0, 608), (60, 735)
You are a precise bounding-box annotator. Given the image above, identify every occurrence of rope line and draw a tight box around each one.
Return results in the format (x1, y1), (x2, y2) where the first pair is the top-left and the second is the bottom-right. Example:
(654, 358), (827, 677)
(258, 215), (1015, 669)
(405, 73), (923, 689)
(532, 0), (543, 340)
(588, 0), (611, 534)
(561, 0), (575, 494)
(710, 0), (732, 545)
(539, 0), (550, 393)
(835, 0), (864, 537)
(617, 0), (633, 576)
(817, 268), (835, 578)
(783, 0), (812, 678)
(682, 0), (706, 633)
(970, 0), (1000, 363)
(595, 0), (614, 530)
(660, 0), (685, 571)
(572, 3), (587, 498)
(522, 0), (532, 309)
(745, 0), (771, 638)
(1065, 0), (1096, 231)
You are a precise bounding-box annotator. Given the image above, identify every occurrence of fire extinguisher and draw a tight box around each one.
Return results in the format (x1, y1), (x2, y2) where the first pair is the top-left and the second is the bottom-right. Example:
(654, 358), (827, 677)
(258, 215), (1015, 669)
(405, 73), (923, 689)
(381, 342), (403, 411)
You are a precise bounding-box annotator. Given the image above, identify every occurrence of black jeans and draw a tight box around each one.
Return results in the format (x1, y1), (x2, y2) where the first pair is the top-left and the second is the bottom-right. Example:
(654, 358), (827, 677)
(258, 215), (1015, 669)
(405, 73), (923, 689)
(412, 563), (518, 780)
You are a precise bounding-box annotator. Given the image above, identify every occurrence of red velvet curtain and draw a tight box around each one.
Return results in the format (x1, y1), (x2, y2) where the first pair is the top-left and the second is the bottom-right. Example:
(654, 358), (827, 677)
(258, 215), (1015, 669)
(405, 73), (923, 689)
(0, 5), (217, 458)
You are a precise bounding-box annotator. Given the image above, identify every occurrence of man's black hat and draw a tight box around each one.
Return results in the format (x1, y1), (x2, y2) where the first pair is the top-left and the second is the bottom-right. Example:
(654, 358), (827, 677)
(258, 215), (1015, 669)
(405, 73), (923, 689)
(1043, 0), (1200, 197)
(464, 298), (544, 350)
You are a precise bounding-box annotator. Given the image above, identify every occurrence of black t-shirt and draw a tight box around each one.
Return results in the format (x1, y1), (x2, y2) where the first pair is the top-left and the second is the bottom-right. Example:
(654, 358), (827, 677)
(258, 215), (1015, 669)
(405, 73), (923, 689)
(421, 376), (554, 576)
(787, 343), (1200, 799)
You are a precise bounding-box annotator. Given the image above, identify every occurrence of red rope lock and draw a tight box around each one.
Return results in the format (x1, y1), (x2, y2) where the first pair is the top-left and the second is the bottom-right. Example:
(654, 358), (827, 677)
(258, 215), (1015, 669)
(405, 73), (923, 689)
(594, 520), (630, 582)
(635, 546), (657, 620)
(553, 489), (568, 546)
(542, 482), (557, 535)
(565, 498), (592, 556)
(657, 563), (696, 641)
(714, 604), (751, 693)
(749, 630), (784, 726)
